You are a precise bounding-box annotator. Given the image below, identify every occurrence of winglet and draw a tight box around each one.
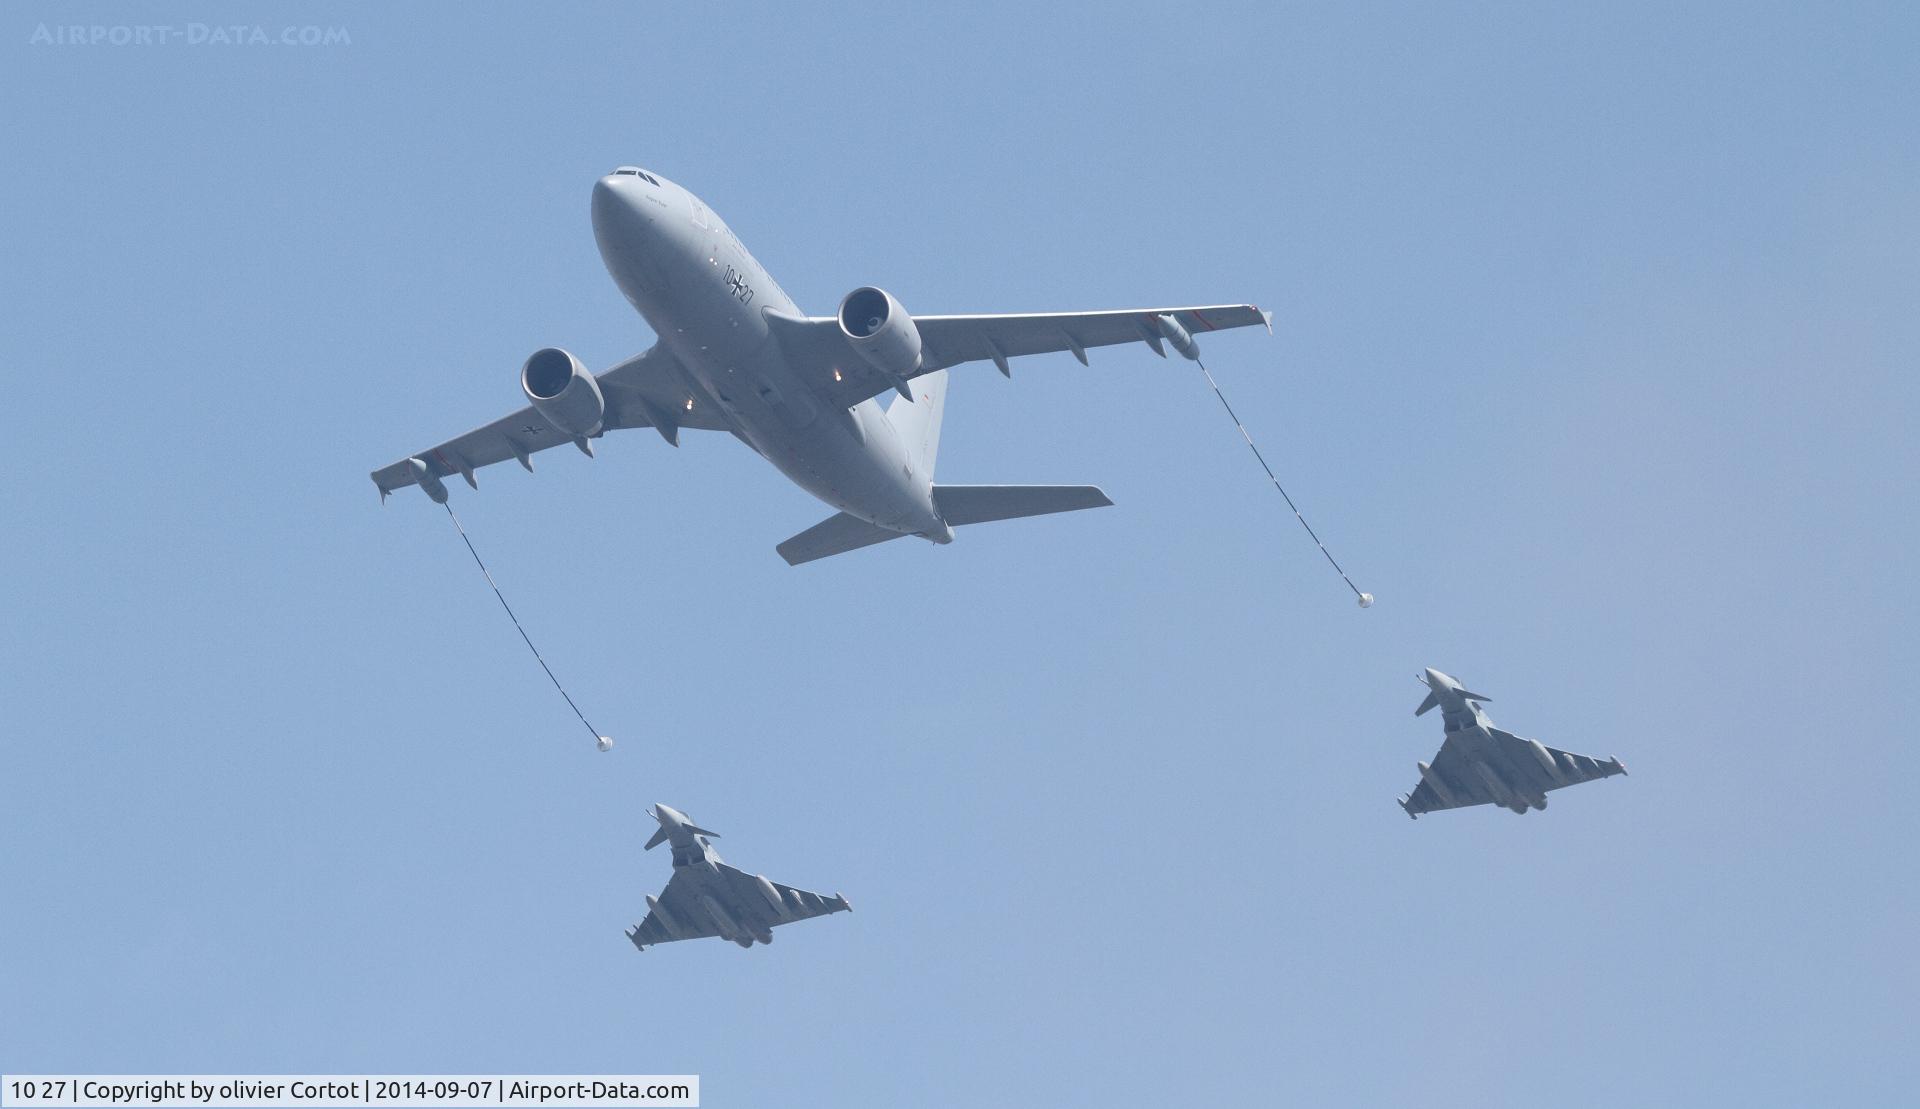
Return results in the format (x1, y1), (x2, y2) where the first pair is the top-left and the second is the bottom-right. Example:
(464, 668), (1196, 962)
(1260, 308), (1274, 334)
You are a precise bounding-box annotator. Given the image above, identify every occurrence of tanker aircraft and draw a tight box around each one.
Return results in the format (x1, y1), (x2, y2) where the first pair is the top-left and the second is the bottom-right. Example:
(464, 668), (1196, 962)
(371, 167), (1271, 563)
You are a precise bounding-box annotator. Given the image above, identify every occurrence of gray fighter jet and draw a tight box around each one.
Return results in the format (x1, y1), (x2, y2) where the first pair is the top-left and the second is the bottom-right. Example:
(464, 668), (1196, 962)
(1399, 668), (1627, 818)
(625, 804), (851, 951)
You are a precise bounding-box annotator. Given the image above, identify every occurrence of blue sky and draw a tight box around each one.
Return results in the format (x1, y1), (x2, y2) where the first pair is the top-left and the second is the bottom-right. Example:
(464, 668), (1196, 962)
(3, 3), (1915, 1105)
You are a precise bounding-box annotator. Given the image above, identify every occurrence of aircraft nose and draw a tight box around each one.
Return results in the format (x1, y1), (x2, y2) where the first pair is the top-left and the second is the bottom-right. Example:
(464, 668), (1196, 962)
(1424, 667), (1449, 687)
(592, 173), (671, 296)
(592, 174), (646, 229)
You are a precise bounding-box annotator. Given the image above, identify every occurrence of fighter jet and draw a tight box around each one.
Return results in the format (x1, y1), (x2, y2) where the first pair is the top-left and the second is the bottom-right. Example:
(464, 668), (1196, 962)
(371, 166), (1272, 563)
(1399, 668), (1627, 818)
(625, 804), (851, 951)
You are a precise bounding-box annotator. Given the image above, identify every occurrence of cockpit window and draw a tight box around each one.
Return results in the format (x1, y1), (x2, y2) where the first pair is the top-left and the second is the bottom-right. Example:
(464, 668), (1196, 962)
(613, 166), (661, 186)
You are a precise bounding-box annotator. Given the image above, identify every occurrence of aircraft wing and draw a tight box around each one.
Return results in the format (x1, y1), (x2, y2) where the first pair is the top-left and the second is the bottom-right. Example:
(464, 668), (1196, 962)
(716, 863), (852, 925)
(1400, 734), (1493, 816)
(1402, 730), (1626, 817)
(369, 343), (730, 500)
(1487, 728), (1628, 792)
(1400, 777), (1450, 817)
(625, 870), (722, 949)
(766, 304), (1272, 410)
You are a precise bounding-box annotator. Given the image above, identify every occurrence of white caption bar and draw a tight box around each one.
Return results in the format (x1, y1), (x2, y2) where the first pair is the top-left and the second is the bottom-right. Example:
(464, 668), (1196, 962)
(2, 1077), (697, 1108)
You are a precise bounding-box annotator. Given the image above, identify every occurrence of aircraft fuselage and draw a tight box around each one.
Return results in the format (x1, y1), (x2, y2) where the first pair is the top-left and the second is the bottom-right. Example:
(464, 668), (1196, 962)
(590, 169), (951, 541)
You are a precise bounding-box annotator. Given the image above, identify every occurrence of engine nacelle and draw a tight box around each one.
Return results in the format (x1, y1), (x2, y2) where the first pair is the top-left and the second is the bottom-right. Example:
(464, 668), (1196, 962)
(837, 286), (923, 381)
(520, 347), (605, 437)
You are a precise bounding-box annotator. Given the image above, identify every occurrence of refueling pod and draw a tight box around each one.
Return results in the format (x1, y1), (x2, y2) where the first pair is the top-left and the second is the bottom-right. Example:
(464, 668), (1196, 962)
(405, 458), (449, 504)
(1154, 313), (1202, 360)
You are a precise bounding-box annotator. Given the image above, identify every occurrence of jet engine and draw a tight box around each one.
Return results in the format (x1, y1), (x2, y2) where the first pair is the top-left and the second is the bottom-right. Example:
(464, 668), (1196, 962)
(837, 286), (923, 382)
(520, 347), (605, 437)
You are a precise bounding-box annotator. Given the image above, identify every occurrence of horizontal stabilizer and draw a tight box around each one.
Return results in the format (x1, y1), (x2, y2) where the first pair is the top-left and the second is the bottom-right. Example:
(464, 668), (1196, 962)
(1415, 690), (1440, 716)
(777, 512), (909, 566)
(644, 826), (670, 851)
(931, 484), (1113, 526)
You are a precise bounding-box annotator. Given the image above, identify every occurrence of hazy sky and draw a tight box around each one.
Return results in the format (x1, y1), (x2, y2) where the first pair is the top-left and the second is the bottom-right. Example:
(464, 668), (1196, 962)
(4, 3), (1915, 1105)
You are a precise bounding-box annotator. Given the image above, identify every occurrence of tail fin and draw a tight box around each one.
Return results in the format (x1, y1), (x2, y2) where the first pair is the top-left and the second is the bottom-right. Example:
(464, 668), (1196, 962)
(777, 486), (1113, 565)
(886, 368), (947, 478)
(932, 485), (1113, 526)
(776, 512), (909, 566)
